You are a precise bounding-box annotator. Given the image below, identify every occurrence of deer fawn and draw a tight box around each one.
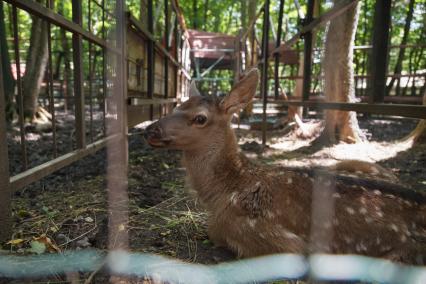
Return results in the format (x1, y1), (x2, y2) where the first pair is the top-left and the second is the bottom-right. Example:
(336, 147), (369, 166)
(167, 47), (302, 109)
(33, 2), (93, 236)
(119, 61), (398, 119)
(145, 69), (425, 264)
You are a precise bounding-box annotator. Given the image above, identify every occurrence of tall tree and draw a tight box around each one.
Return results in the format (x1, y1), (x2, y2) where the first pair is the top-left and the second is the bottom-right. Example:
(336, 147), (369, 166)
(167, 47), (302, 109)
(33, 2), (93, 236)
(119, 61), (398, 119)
(203, 0), (209, 30)
(319, 0), (364, 144)
(21, 0), (50, 121)
(192, 0), (198, 29)
(386, 0), (415, 96)
(0, 1), (15, 121)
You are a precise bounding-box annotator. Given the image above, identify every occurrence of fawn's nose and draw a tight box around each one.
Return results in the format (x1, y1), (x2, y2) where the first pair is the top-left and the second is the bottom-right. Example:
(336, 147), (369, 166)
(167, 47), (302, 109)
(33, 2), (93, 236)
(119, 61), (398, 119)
(144, 123), (163, 141)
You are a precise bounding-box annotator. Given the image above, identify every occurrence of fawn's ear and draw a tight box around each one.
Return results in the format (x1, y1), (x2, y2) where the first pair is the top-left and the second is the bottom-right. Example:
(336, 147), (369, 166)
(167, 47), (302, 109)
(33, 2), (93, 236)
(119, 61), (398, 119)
(220, 68), (259, 114)
(189, 81), (201, 97)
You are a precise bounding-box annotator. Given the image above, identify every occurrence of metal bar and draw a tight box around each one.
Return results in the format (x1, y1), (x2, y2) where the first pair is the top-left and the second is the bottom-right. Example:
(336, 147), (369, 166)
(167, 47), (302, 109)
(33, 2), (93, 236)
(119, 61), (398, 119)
(200, 55), (226, 77)
(190, 48), (235, 52)
(164, 0), (169, 99)
(4, 0), (120, 54)
(368, 0), (391, 103)
(274, 0), (285, 100)
(275, 100), (426, 119)
(46, 17), (57, 157)
(302, 0), (315, 105)
(102, 0), (106, 137)
(10, 136), (117, 191)
(72, 0), (86, 149)
(128, 98), (180, 106)
(12, 6), (28, 170)
(261, 0), (270, 147)
(0, 31), (12, 242)
(174, 16), (178, 99)
(106, 0), (129, 251)
(88, 0), (94, 142)
(147, 0), (155, 120)
(193, 77), (233, 81)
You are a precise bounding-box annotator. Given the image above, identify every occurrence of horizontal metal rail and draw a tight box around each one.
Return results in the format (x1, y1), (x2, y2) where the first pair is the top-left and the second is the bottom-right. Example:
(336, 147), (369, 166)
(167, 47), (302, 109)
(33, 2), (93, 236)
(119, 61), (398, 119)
(10, 135), (118, 191)
(4, 0), (121, 54)
(273, 100), (426, 119)
(128, 98), (179, 106)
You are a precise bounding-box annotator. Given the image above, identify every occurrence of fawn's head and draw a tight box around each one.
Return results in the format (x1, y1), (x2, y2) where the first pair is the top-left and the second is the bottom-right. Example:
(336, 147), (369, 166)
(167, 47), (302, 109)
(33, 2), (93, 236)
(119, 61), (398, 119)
(145, 69), (259, 151)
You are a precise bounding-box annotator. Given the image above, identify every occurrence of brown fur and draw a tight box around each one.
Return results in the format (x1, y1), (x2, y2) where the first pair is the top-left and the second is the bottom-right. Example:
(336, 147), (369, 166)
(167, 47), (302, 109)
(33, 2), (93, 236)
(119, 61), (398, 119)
(145, 69), (426, 264)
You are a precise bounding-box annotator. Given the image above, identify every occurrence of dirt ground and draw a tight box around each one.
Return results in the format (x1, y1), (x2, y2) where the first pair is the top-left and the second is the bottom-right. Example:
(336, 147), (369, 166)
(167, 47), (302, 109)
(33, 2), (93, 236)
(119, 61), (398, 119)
(2, 115), (426, 282)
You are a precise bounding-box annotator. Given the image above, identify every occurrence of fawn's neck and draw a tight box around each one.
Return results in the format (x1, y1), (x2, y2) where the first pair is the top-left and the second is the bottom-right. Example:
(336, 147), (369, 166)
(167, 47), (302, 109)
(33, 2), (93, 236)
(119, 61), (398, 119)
(182, 127), (244, 205)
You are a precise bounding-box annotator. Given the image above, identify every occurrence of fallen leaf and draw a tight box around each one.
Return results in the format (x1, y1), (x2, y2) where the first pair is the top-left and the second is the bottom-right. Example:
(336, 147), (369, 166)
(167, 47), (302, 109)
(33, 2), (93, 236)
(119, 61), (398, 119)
(32, 235), (61, 253)
(28, 241), (46, 255)
(6, 239), (25, 245)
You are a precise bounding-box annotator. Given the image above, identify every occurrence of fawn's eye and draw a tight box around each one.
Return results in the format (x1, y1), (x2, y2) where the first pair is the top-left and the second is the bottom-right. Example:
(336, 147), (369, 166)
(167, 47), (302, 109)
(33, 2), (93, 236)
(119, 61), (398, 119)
(193, 115), (207, 125)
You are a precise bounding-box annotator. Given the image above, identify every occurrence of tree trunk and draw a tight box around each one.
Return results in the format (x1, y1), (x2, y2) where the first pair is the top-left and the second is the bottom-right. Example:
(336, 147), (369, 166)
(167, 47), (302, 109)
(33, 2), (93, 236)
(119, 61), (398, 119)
(192, 0), (198, 29)
(203, 0), (209, 30)
(385, 0), (415, 96)
(22, 0), (49, 121)
(240, 0), (247, 29)
(0, 1), (15, 121)
(320, 0), (363, 144)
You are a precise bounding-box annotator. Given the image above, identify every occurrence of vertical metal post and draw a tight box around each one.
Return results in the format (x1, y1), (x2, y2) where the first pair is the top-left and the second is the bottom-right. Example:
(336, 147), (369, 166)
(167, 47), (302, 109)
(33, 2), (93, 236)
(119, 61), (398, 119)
(164, 0), (169, 100)
(47, 0), (57, 157)
(174, 17), (179, 99)
(102, 0), (107, 137)
(302, 0), (314, 114)
(12, 6), (27, 170)
(274, 0), (285, 100)
(261, 1), (270, 147)
(72, 0), (86, 149)
(368, 0), (391, 103)
(107, 0), (129, 251)
(0, 40), (11, 242)
(234, 31), (242, 83)
(88, 0), (94, 142)
(147, 0), (155, 119)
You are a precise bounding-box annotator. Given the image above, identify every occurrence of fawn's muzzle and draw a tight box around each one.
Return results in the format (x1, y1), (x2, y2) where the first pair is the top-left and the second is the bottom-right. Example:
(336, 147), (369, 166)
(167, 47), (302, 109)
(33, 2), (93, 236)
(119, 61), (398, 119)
(144, 122), (171, 147)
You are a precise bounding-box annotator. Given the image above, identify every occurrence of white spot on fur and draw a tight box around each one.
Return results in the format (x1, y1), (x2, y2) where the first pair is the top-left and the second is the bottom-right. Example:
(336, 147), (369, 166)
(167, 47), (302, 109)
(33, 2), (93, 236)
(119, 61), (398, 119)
(281, 229), (300, 240)
(230, 192), (238, 205)
(266, 211), (275, 219)
(332, 193), (341, 198)
(365, 217), (373, 224)
(390, 224), (399, 232)
(255, 181), (261, 187)
(373, 190), (382, 196)
(401, 235), (407, 243)
(355, 242), (367, 252)
(259, 233), (266, 239)
(287, 177), (293, 184)
(376, 210), (384, 218)
(359, 207), (367, 215)
(344, 236), (353, 244)
(247, 219), (257, 228)
(346, 207), (355, 215)
(376, 237), (381, 245)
